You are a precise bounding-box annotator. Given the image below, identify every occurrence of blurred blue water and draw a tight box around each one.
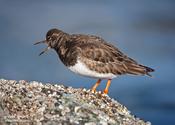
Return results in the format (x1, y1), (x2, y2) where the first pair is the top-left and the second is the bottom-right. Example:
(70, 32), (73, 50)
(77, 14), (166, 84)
(0, 0), (175, 124)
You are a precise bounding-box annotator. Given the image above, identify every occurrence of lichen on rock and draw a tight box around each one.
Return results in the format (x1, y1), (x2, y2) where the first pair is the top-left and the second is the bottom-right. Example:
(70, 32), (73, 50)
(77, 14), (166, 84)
(0, 79), (151, 125)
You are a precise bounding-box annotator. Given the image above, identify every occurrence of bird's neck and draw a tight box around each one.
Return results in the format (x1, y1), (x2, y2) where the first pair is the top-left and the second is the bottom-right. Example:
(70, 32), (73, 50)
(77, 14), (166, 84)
(52, 31), (69, 49)
(53, 32), (70, 62)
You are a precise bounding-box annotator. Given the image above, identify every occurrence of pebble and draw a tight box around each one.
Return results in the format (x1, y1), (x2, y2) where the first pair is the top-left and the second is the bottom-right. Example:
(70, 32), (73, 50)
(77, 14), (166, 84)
(0, 79), (151, 125)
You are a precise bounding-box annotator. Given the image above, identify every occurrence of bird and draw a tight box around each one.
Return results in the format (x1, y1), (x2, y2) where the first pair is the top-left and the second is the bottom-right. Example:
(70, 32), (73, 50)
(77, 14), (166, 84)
(34, 28), (154, 94)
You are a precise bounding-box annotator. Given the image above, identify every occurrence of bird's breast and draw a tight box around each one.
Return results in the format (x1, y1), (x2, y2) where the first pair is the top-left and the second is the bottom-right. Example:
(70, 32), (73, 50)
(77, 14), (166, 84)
(55, 46), (78, 67)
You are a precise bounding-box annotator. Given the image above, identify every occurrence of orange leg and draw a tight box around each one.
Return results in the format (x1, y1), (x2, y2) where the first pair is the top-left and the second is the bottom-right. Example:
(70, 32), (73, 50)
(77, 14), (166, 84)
(103, 79), (111, 94)
(91, 79), (101, 92)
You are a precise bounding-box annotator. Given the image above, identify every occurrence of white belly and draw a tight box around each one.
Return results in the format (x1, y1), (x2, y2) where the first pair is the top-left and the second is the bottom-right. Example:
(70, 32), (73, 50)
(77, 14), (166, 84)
(68, 60), (116, 79)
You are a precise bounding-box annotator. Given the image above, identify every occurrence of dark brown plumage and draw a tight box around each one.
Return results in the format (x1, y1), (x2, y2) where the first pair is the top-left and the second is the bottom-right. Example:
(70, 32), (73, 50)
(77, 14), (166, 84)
(34, 28), (154, 94)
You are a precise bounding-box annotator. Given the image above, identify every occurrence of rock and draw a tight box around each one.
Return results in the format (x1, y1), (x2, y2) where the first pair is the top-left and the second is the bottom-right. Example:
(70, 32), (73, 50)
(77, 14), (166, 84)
(0, 79), (151, 125)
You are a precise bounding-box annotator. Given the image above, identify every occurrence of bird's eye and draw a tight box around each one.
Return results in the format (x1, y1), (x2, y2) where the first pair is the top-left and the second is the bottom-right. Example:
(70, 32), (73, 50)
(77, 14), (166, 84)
(47, 36), (52, 41)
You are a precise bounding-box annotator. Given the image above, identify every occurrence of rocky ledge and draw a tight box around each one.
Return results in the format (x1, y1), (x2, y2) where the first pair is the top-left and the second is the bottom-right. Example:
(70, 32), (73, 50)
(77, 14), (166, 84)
(0, 79), (150, 125)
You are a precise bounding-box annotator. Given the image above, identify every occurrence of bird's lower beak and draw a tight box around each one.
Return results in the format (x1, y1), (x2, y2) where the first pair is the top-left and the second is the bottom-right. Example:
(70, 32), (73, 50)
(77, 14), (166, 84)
(34, 40), (50, 56)
(38, 46), (51, 56)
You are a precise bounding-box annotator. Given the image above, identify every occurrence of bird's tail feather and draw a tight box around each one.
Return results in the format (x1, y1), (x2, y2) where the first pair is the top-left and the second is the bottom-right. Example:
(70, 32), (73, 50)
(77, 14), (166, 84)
(126, 63), (154, 77)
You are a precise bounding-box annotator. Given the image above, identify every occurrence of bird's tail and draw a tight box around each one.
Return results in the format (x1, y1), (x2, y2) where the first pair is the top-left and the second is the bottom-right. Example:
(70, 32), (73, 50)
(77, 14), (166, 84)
(126, 63), (154, 77)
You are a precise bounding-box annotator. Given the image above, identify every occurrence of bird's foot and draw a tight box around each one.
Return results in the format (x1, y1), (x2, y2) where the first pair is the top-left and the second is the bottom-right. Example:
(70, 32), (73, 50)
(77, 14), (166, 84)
(91, 79), (101, 93)
(91, 89), (96, 93)
(103, 89), (108, 95)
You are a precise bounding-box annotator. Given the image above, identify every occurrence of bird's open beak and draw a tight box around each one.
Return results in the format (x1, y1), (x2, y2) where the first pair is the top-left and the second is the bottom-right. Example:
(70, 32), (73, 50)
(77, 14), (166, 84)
(34, 40), (50, 56)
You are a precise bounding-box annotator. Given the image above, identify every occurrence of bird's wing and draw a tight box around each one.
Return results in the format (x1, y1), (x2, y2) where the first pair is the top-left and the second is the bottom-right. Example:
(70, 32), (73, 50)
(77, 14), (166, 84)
(71, 34), (154, 76)
(71, 35), (128, 75)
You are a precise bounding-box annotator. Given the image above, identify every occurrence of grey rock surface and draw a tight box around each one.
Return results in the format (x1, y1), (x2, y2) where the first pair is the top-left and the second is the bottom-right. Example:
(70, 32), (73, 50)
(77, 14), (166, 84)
(0, 79), (151, 125)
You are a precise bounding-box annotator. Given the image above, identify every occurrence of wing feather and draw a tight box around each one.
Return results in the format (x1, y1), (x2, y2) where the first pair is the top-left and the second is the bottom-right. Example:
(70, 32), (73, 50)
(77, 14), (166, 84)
(70, 34), (154, 76)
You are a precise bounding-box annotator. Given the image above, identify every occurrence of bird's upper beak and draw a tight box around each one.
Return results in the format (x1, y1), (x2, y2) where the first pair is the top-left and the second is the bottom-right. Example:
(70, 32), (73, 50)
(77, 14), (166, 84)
(34, 40), (50, 56)
(34, 40), (46, 45)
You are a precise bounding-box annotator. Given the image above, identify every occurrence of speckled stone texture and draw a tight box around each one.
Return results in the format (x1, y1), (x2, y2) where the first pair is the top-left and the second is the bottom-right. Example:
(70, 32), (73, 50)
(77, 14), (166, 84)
(0, 79), (151, 125)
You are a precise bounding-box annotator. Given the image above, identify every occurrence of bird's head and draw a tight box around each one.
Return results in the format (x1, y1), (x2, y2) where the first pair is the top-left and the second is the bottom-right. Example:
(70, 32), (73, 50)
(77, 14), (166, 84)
(34, 28), (67, 56)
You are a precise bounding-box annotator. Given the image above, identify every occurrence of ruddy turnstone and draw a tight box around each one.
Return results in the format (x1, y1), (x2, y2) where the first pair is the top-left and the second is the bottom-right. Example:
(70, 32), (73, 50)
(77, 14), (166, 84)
(34, 28), (154, 94)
